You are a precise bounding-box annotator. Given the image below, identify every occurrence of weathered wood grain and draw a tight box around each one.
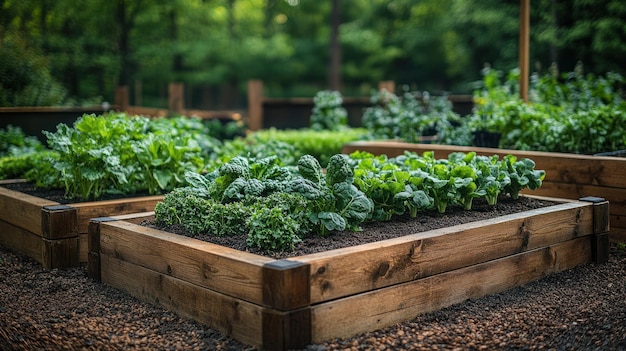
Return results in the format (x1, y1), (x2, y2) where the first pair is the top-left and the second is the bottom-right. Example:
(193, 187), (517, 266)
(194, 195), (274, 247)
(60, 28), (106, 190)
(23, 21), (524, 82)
(0, 186), (58, 236)
(0, 219), (43, 264)
(97, 220), (273, 305)
(100, 253), (264, 349)
(295, 201), (593, 303)
(310, 236), (592, 343)
(71, 195), (163, 233)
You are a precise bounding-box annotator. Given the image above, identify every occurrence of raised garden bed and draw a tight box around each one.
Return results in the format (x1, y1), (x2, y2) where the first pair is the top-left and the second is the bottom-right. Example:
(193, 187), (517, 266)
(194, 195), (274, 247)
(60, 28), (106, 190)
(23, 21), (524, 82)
(0, 179), (163, 269)
(87, 195), (609, 350)
(342, 141), (626, 243)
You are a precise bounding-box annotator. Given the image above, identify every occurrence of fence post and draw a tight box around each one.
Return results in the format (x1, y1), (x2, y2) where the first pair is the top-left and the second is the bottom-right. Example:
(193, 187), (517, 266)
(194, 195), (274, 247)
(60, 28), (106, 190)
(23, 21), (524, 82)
(378, 81), (395, 94)
(248, 80), (264, 131)
(168, 82), (184, 114)
(114, 86), (129, 112)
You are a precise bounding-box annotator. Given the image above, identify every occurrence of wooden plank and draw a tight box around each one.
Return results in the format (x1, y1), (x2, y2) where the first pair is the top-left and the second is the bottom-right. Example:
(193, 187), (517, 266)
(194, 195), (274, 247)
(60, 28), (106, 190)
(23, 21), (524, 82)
(0, 219), (43, 264)
(296, 201), (593, 303)
(342, 141), (626, 188)
(610, 227), (626, 243)
(100, 253), (264, 349)
(71, 195), (163, 234)
(527, 181), (626, 215)
(0, 186), (58, 236)
(310, 237), (592, 343)
(98, 221), (273, 305)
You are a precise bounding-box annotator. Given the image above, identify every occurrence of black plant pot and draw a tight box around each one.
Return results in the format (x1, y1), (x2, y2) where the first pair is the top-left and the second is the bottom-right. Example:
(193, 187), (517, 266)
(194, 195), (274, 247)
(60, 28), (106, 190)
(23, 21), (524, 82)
(472, 130), (501, 148)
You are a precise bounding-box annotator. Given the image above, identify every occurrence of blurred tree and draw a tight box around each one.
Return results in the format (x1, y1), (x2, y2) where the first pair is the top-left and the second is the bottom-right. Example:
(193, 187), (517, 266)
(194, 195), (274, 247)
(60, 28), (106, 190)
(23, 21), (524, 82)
(1, 0), (624, 106)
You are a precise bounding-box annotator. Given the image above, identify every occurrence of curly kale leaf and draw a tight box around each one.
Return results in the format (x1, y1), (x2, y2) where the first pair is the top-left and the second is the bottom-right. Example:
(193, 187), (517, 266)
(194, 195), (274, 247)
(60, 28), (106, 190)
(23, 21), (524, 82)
(326, 153), (354, 185)
(298, 154), (324, 186)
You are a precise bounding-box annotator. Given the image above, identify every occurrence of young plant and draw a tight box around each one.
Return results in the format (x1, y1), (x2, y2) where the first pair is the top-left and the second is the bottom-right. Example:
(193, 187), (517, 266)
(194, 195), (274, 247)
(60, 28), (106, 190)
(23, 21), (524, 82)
(502, 155), (546, 199)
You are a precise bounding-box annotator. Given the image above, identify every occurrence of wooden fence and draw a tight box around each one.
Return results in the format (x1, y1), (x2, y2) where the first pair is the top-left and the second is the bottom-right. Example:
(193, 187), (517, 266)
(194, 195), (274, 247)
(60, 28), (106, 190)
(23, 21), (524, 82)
(246, 80), (474, 131)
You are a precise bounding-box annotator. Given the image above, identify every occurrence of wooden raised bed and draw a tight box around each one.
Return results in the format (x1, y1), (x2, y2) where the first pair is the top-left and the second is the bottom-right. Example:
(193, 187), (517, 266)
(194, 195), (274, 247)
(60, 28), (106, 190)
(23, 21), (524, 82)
(0, 180), (163, 269)
(87, 195), (609, 350)
(342, 141), (626, 243)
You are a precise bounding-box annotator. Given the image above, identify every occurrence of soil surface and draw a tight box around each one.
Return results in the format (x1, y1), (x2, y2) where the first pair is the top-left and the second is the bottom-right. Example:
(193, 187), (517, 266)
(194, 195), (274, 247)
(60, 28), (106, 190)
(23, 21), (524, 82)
(1, 182), (153, 204)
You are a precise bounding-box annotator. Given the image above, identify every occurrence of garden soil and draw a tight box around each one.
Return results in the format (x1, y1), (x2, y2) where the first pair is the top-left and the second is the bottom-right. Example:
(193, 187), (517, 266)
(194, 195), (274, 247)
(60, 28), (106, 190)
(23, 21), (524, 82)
(1, 196), (625, 350)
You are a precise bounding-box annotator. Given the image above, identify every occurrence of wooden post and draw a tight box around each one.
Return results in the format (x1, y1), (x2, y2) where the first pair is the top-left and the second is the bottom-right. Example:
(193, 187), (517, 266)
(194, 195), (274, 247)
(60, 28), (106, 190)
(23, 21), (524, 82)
(88, 217), (118, 281)
(168, 82), (184, 114)
(262, 259), (311, 350)
(579, 196), (610, 264)
(114, 86), (129, 112)
(247, 80), (264, 131)
(378, 81), (395, 94)
(519, 0), (530, 103)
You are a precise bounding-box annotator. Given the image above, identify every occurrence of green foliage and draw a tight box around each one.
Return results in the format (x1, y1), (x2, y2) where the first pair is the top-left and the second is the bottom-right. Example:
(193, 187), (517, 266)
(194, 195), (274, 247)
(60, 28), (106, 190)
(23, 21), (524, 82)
(235, 128), (368, 167)
(466, 66), (626, 154)
(0, 33), (67, 106)
(0, 125), (45, 157)
(2, 0), (626, 104)
(156, 151), (545, 253)
(291, 154), (374, 236)
(361, 89), (463, 144)
(155, 153), (372, 251)
(42, 113), (206, 199)
(349, 150), (544, 216)
(310, 90), (348, 131)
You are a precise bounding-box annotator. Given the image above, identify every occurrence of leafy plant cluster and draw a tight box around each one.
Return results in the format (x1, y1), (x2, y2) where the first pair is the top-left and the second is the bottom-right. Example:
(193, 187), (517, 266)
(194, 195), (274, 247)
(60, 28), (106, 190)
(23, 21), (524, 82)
(348, 150), (545, 220)
(38, 113), (217, 199)
(465, 65), (626, 153)
(310, 90), (349, 131)
(216, 127), (368, 167)
(360, 88), (466, 144)
(0, 125), (45, 157)
(154, 154), (373, 252)
(0, 125), (49, 179)
(155, 150), (545, 253)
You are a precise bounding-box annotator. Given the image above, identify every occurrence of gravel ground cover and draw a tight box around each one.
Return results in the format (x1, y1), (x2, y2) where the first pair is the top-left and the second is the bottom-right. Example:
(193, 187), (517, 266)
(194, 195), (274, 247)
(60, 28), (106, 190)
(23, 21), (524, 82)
(1, 243), (624, 350)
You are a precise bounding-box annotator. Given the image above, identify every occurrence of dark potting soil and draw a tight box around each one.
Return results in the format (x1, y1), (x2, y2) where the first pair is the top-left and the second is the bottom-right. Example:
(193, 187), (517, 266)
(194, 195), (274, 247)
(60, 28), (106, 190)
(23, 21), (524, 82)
(143, 195), (562, 259)
(0, 181), (154, 204)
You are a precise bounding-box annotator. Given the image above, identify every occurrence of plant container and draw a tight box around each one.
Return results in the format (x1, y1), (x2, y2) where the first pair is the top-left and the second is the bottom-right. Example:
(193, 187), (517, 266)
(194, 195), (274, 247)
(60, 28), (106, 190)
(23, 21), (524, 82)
(343, 141), (626, 243)
(87, 195), (609, 350)
(0, 179), (163, 269)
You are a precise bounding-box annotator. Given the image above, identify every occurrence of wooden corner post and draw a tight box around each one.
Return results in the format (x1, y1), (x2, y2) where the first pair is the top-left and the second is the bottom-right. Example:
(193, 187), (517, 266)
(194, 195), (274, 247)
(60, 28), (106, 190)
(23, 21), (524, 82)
(579, 196), (610, 263)
(41, 205), (79, 269)
(247, 80), (264, 131)
(262, 259), (311, 350)
(87, 217), (119, 281)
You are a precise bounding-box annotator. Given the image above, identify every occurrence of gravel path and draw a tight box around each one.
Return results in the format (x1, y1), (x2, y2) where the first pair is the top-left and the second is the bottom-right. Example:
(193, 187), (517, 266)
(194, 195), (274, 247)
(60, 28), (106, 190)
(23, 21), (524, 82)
(1, 244), (624, 351)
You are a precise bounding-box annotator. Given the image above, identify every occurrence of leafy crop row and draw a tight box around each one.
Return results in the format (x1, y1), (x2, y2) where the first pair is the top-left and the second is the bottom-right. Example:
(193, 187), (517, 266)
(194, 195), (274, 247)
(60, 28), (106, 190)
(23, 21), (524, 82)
(154, 151), (545, 253)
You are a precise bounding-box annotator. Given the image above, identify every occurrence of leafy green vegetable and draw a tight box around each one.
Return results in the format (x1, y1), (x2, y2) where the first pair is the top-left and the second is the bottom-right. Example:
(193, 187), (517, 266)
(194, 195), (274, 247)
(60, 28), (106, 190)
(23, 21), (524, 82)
(310, 90), (348, 131)
(502, 155), (546, 199)
(42, 113), (207, 199)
